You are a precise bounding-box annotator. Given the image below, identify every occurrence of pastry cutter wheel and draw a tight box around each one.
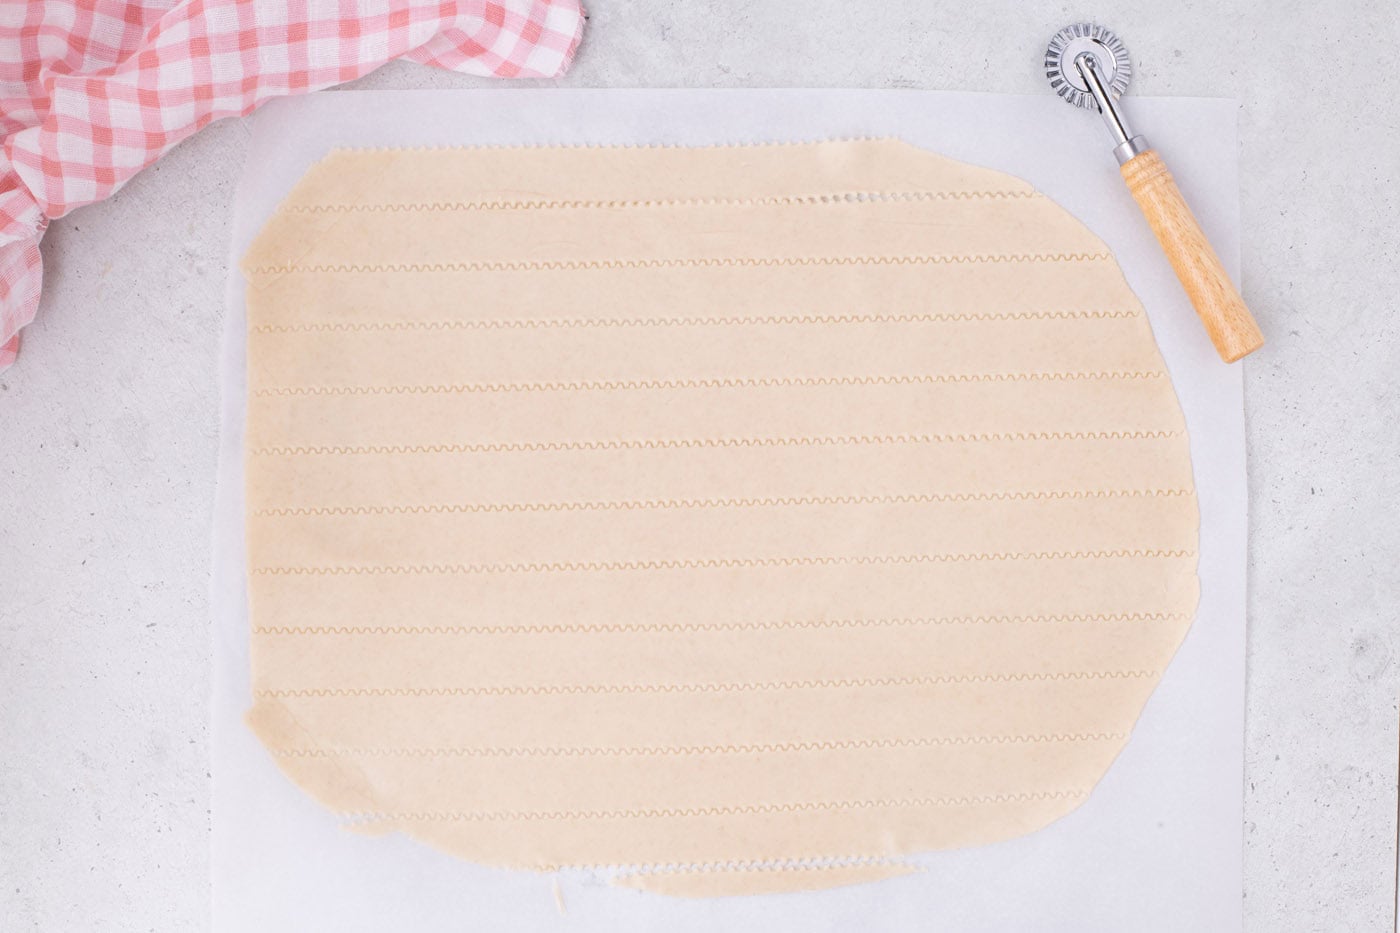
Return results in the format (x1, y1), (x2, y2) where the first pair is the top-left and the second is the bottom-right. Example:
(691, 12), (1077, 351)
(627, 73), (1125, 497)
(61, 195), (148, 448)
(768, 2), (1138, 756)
(1045, 23), (1264, 362)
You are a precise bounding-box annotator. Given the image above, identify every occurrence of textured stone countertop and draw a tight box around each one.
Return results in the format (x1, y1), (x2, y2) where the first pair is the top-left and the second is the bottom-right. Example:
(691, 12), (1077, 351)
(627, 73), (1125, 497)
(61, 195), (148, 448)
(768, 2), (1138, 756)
(2, 2), (1397, 929)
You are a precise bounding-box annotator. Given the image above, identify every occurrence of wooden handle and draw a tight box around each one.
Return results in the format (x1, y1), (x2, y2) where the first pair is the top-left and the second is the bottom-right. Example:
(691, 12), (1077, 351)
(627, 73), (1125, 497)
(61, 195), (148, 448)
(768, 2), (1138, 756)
(1120, 150), (1264, 363)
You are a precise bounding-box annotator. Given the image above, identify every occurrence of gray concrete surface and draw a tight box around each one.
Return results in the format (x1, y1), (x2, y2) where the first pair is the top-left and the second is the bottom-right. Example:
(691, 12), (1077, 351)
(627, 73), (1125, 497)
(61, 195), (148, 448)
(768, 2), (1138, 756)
(2, 1), (1397, 930)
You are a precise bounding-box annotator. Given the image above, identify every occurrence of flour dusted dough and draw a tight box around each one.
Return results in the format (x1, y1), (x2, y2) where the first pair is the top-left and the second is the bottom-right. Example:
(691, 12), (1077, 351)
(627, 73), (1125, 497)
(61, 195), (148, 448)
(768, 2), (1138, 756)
(241, 140), (1199, 896)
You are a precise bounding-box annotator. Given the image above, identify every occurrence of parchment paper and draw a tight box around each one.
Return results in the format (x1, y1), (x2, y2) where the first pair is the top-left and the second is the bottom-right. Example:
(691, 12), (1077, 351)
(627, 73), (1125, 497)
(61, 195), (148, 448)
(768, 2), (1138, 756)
(212, 89), (1245, 931)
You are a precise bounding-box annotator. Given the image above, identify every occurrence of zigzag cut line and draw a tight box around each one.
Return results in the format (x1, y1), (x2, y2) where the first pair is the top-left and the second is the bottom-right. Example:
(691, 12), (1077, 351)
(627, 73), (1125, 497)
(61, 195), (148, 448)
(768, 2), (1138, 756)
(253, 370), (1164, 397)
(272, 733), (1127, 759)
(250, 549), (1195, 576)
(253, 488), (1193, 517)
(250, 430), (1184, 456)
(251, 309), (1140, 333)
(284, 189), (1042, 213)
(256, 670), (1159, 699)
(247, 252), (1113, 275)
(251, 611), (1190, 637)
(339, 791), (1089, 823)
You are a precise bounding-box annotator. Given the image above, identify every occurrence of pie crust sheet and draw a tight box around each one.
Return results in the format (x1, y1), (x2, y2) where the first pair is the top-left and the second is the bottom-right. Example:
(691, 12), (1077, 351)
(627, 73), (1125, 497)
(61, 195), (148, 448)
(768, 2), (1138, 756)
(241, 139), (1199, 896)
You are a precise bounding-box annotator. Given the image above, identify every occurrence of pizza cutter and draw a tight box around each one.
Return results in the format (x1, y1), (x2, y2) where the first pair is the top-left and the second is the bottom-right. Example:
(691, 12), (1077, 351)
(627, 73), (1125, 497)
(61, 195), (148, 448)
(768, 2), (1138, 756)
(1045, 23), (1264, 362)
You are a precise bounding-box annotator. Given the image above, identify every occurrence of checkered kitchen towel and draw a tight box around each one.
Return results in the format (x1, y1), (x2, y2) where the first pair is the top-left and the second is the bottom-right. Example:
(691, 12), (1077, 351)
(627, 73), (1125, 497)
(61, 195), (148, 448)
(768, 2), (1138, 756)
(0, 1), (584, 371)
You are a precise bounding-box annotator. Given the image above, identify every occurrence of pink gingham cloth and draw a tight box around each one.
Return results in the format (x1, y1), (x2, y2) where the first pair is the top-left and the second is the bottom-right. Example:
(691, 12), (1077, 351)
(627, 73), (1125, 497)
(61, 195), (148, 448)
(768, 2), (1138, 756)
(0, 1), (584, 371)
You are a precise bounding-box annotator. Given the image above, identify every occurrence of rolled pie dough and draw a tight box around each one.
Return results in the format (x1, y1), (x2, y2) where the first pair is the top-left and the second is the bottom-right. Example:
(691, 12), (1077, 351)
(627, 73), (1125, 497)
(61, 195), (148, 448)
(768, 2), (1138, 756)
(241, 139), (1199, 896)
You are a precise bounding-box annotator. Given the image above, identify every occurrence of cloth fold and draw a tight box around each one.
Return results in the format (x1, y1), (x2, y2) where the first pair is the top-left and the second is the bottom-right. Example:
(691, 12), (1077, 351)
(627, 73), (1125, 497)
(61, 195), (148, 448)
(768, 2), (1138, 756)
(0, 0), (584, 372)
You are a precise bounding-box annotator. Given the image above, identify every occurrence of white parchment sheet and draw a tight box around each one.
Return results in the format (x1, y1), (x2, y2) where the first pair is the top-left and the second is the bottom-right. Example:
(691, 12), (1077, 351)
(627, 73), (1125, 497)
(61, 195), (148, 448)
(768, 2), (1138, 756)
(212, 89), (1245, 932)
